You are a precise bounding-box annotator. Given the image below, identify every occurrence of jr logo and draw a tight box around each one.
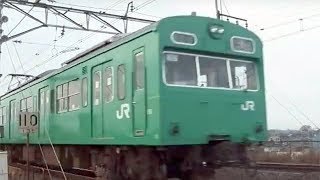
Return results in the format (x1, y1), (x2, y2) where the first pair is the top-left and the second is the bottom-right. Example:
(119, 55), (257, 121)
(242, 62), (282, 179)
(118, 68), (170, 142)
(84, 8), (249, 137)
(116, 103), (130, 119)
(241, 101), (255, 111)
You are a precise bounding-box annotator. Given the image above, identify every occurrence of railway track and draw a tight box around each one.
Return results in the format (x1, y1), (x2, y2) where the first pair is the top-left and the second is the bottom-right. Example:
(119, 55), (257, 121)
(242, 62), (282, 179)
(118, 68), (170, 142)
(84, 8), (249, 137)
(8, 161), (320, 180)
(254, 162), (320, 172)
(9, 163), (95, 180)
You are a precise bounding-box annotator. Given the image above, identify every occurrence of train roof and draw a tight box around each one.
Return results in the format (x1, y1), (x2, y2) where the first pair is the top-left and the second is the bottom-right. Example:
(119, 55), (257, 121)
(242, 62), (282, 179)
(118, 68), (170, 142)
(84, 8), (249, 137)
(0, 15), (260, 99)
(0, 19), (159, 99)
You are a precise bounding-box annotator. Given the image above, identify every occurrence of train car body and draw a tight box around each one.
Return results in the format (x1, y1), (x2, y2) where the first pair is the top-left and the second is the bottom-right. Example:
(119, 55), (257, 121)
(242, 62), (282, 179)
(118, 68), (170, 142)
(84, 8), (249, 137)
(0, 15), (267, 179)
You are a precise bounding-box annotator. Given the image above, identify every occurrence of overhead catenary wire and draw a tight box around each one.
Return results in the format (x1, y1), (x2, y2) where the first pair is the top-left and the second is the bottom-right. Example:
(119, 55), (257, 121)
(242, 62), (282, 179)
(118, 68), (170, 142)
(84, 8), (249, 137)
(264, 24), (320, 42)
(268, 92), (304, 127)
(222, 0), (230, 15)
(7, 6), (34, 36)
(0, 0), (157, 89)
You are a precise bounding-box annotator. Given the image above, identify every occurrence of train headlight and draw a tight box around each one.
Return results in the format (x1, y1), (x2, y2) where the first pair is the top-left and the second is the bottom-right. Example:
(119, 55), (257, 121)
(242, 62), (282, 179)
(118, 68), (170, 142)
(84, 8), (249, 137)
(208, 24), (224, 39)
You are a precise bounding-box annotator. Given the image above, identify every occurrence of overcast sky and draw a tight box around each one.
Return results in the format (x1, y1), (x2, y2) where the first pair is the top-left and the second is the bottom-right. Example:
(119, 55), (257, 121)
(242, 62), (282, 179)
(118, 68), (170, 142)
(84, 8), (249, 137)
(1, 0), (319, 130)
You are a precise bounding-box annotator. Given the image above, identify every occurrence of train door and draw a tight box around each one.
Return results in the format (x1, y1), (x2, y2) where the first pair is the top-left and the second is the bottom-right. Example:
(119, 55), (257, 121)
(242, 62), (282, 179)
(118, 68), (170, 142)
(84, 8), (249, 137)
(9, 100), (16, 139)
(102, 64), (113, 137)
(92, 66), (103, 138)
(132, 49), (146, 136)
(39, 87), (50, 138)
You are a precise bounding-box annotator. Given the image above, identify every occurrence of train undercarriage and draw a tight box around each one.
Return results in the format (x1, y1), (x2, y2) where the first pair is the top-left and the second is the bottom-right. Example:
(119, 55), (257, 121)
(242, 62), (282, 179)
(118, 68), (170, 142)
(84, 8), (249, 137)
(2, 141), (250, 180)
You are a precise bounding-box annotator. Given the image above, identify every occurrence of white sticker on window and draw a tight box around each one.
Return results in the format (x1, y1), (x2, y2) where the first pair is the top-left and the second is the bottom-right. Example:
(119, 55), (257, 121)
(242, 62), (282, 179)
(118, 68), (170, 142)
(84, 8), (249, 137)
(107, 77), (112, 86)
(166, 54), (178, 62)
(95, 82), (100, 88)
(95, 99), (99, 105)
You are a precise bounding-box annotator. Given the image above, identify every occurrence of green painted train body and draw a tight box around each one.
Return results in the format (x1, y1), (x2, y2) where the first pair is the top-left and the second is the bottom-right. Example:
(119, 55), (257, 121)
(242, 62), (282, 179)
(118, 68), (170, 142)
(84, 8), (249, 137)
(0, 16), (267, 146)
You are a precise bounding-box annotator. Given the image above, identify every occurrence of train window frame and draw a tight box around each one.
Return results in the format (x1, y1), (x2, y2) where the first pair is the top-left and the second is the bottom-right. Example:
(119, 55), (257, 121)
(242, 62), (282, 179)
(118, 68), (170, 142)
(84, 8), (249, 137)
(56, 79), (81, 113)
(82, 77), (88, 107)
(134, 52), (145, 90)
(57, 84), (68, 113)
(0, 106), (6, 126)
(105, 66), (114, 103)
(9, 100), (16, 126)
(20, 96), (33, 112)
(117, 64), (126, 100)
(162, 51), (260, 92)
(68, 79), (81, 111)
(93, 71), (102, 106)
(170, 31), (198, 46)
(230, 36), (256, 54)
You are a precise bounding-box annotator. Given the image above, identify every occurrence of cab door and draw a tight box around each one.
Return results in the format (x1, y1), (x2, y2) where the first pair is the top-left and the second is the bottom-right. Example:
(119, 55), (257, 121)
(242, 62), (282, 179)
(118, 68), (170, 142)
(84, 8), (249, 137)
(92, 65), (103, 138)
(132, 50), (146, 136)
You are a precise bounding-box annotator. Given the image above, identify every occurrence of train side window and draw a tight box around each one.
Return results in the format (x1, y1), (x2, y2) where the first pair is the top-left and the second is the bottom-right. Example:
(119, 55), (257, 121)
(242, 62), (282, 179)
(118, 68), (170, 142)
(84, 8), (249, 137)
(10, 101), (16, 125)
(20, 97), (33, 112)
(57, 85), (63, 112)
(0, 107), (6, 126)
(117, 64), (126, 100)
(82, 78), (88, 107)
(93, 71), (101, 105)
(57, 85), (66, 113)
(68, 79), (81, 111)
(105, 67), (113, 103)
(63, 84), (68, 110)
(134, 52), (145, 90)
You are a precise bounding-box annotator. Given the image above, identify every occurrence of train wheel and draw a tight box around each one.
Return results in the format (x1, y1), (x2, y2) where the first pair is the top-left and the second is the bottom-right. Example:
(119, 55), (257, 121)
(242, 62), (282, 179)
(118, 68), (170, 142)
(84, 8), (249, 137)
(122, 147), (167, 180)
(182, 168), (215, 180)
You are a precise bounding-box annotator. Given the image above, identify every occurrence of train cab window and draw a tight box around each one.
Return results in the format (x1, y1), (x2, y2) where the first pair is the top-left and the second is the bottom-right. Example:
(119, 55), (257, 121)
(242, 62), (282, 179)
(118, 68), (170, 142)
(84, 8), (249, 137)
(0, 107), (6, 126)
(82, 78), (88, 107)
(117, 64), (126, 100)
(105, 67), (113, 102)
(230, 61), (257, 90)
(199, 57), (229, 88)
(93, 71), (101, 105)
(164, 54), (197, 86)
(68, 80), (80, 111)
(163, 52), (258, 90)
(134, 52), (145, 90)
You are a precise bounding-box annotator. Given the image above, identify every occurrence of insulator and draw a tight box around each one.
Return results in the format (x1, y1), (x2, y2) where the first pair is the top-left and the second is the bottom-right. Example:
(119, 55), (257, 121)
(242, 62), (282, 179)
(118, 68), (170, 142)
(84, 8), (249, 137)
(1, 16), (8, 23)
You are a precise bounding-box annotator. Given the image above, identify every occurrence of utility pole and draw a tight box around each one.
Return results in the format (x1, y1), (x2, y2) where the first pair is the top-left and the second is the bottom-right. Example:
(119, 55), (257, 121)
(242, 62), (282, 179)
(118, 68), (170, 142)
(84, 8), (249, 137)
(215, 0), (220, 19)
(0, 0), (8, 76)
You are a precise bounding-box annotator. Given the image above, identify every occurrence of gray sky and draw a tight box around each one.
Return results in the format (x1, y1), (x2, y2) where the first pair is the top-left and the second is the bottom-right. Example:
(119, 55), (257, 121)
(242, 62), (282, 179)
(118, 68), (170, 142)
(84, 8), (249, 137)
(1, 0), (319, 130)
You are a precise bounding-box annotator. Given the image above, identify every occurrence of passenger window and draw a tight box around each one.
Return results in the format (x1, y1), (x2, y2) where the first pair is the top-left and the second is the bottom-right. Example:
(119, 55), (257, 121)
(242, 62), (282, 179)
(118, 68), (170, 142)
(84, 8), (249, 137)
(93, 71), (101, 105)
(20, 97), (33, 112)
(68, 80), (80, 111)
(105, 67), (113, 103)
(0, 107), (5, 126)
(10, 101), (15, 124)
(134, 52), (145, 90)
(82, 78), (88, 107)
(56, 79), (81, 113)
(117, 64), (126, 100)
(57, 85), (66, 113)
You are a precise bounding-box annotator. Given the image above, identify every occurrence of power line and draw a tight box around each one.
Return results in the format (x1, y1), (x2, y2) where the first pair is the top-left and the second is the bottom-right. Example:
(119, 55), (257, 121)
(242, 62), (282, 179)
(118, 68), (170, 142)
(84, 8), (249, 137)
(264, 24), (320, 42)
(222, 0), (230, 15)
(268, 93), (304, 127)
(260, 12), (320, 31)
(105, 0), (128, 10)
(0, 0), (157, 89)
(13, 40), (79, 48)
(135, 0), (156, 10)
(4, 42), (18, 74)
(53, 1), (124, 12)
(7, 6), (34, 36)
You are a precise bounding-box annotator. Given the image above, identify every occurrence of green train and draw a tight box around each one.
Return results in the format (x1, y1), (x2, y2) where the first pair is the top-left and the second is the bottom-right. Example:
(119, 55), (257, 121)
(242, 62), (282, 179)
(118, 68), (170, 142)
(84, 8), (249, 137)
(0, 15), (267, 179)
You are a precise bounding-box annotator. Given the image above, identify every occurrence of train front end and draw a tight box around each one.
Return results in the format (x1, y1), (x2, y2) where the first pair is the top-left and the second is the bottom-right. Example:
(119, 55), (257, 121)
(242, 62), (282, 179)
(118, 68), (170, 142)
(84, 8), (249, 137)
(158, 16), (267, 146)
